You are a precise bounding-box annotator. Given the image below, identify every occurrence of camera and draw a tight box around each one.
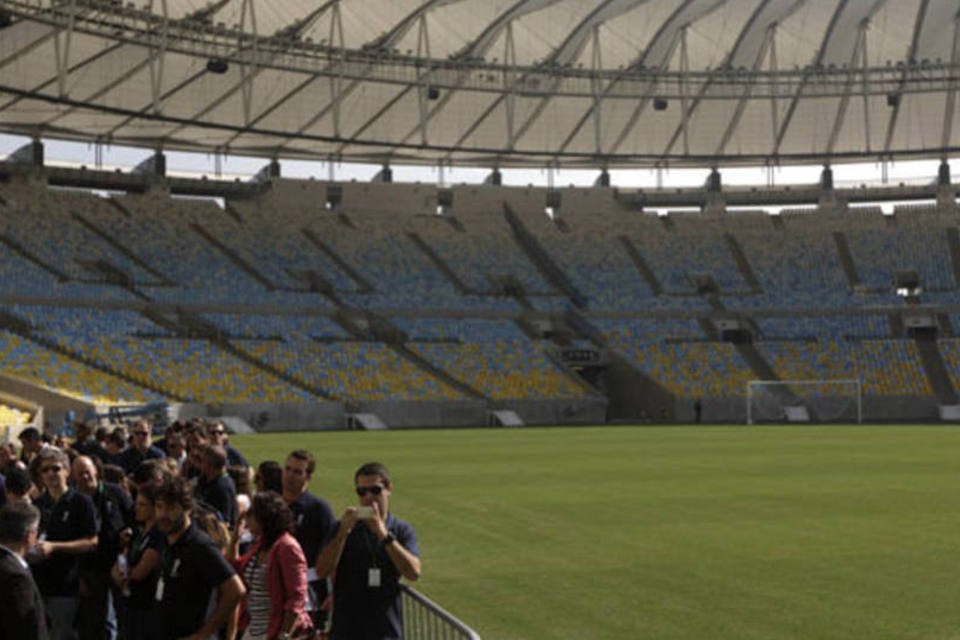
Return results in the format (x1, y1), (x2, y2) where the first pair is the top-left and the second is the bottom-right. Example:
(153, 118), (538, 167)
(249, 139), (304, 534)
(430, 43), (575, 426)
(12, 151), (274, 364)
(356, 506), (375, 520)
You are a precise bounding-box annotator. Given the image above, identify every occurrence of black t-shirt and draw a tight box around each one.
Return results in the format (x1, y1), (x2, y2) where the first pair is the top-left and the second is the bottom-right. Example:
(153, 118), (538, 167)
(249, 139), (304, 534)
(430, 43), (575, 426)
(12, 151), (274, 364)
(32, 488), (98, 596)
(126, 525), (163, 610)
(326, 514), (420, 640)
(158, 522), (236, 640)
(86, 482), (134, 570)
(288, 490), (336, 565)
(196, 473), (237, 526)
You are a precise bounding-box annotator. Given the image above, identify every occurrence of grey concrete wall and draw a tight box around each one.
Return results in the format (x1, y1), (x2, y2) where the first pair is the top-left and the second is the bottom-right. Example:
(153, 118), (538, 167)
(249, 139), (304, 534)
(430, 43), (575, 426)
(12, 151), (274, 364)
(170, 401), (346, 431)
(0, 372), (94, 429)
(505, 397), (609, 425)
(674, 395), (943, 424)
(357, 400), (488, 429)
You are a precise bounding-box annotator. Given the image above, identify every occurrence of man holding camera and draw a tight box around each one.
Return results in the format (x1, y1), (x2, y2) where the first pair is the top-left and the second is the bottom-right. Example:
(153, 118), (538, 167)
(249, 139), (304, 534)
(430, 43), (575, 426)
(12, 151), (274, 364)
(316, 462), (420, 640)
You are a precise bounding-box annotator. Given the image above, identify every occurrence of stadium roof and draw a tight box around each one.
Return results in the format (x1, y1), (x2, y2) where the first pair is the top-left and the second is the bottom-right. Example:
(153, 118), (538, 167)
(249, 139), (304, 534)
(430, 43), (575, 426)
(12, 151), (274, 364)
(1, 0), (959, 169)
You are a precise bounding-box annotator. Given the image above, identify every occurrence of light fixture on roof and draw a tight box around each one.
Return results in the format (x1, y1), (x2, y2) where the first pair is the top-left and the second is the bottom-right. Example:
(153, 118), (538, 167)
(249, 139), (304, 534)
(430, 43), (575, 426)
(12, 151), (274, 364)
(653, 97), (668, 111)
(886, 93), (900, 107)
(206, 58), (229, 74)
(0, 10), (12, 29)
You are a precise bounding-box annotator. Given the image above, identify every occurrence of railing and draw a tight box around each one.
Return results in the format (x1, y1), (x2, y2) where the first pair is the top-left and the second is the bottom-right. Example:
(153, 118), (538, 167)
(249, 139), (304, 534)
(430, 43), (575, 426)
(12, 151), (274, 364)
(400, 584), (482, 640)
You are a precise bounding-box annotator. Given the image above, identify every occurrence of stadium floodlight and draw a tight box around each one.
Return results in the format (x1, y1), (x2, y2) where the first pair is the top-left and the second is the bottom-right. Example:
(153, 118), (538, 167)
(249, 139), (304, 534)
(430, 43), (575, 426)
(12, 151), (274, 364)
(746, 379), (862, 425)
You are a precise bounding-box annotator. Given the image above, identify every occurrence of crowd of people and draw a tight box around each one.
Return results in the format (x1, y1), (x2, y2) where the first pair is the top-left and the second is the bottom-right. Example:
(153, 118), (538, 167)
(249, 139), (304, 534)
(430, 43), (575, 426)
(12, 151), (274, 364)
(0, 418), (421, 640)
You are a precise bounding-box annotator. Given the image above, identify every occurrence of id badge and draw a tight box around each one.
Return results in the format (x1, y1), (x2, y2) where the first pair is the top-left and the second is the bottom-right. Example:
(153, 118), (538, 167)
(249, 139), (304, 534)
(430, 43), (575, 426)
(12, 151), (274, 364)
(368, 568), (381, 588)
(155, 577), (165, 602)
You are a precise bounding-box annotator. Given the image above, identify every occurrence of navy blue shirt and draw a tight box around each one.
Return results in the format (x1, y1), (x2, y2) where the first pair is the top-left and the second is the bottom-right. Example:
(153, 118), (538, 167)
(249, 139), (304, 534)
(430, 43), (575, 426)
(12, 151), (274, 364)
(158, 522), (236, 640)
(224, 444), (248, 468)
(288, 490), (336, 564)
(32, 488), (98, 596)
(117, 445), (165, 474)
(326, 513), (419, 640)
(196, 473), (237, 526)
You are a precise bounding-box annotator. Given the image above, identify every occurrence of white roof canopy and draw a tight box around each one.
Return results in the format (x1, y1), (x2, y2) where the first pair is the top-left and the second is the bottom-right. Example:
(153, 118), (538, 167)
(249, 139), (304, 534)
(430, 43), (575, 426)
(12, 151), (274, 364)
(1, 0), (959, 168)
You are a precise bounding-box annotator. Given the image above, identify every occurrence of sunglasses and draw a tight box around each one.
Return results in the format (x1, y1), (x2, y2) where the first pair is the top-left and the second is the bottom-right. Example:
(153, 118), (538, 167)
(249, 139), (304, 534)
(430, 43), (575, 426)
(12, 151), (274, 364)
(41, 465), (63, 474)
(355, 485), (384, 497)
(210, 430), (225, 436)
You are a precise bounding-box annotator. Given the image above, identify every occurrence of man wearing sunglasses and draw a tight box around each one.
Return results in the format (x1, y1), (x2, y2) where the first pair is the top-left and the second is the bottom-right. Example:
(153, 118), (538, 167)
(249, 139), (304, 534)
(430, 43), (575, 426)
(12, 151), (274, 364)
(29, 447), (98, 640)
(317, 462), (420, 640)
(118, 420), (165, 475)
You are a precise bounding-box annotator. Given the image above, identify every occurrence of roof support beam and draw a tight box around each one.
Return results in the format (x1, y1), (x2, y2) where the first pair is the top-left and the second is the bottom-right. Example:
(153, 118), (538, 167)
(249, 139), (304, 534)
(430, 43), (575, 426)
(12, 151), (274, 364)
(883, 0), (929, 154)
(192, 3), (335, 149)
(0, 40), (127, 114)
(713, 26), (775, 156)
(52, 0), (77, 98)
(658, 0), (806, 158)
(0, 24), (59, 71)
(591, 26), (603, 153)
(940, 9), (960, 150)
(483, 0), (649, 156)
(556, 0), (724, 157)
(147, 0), (169, 116)
(825, 18), (869, 155)
(238, 0), (258, 126)
(771, 0), (849, 157)
(399, 0), (564, 147)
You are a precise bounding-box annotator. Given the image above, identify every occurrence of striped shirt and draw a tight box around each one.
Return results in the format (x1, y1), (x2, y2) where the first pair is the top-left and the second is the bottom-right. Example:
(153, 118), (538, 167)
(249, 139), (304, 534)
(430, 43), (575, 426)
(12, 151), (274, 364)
(244, 554), (270, 638)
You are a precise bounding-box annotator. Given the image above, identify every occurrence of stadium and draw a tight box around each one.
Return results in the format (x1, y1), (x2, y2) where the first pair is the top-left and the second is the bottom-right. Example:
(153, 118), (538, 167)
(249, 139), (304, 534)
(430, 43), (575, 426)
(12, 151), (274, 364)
(2, 0), (960, 638)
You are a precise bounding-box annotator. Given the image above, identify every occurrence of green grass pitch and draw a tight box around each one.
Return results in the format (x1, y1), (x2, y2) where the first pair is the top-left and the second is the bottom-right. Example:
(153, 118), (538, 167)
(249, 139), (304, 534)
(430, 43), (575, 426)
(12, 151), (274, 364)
(232, 425), (960, 640)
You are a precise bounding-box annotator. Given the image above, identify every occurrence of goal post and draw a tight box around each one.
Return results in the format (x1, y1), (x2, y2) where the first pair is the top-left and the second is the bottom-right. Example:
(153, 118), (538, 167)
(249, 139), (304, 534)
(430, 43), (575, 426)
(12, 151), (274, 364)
(746, 379), (863, 425)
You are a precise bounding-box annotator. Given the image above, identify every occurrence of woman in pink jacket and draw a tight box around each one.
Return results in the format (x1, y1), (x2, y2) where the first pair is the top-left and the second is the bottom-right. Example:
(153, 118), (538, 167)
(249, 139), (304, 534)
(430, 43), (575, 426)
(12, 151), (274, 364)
(232, 491), (314, 640)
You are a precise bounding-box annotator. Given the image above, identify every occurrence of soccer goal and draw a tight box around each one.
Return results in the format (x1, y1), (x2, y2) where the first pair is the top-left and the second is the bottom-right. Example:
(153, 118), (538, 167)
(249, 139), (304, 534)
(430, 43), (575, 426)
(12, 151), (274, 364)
(746, 379), (862, 425)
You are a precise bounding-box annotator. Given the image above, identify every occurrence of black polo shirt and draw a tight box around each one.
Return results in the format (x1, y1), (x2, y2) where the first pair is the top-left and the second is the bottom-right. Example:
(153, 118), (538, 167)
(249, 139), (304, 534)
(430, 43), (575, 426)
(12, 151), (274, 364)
(32, 488), (98, 597)
(126, 525), (163, 610)
(118, 445), (166, 474)
(326, 514), (419, 640)
(196, 473), (237, 526)
(157, 521), (236, 640)
(86, 482), (134, 570)
(288, 490), (336, 564)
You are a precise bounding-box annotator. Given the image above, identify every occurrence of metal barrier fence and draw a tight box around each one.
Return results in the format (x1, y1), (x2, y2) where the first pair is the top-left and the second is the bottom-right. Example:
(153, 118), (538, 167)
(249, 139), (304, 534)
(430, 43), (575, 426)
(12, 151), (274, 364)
(401, 584), (482, 640)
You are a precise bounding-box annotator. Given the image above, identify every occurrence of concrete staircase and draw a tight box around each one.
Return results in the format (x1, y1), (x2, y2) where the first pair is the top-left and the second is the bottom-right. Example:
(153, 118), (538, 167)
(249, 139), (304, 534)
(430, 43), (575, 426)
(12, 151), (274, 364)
(502, 205), (587, 308)
(724, 233), (762, 292)
(301, 228), (374, 293)
(406, 231), (474, 294)
(190, 223), (278, 291)
(914, 338), (958, 405)
(617, 235), (664, 294)
(832, 231), (861, 288)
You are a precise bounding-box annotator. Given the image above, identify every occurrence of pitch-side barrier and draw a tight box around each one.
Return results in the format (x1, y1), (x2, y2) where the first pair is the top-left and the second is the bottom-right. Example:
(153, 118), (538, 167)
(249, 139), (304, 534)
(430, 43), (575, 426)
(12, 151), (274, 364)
(401, 584), (482, 640)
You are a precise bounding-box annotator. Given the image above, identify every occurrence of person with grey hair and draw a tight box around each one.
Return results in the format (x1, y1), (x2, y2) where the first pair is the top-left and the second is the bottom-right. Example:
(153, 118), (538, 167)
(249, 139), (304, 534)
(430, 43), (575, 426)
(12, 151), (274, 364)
(0, 502), (49, 639)
(29, 447), (98, 640)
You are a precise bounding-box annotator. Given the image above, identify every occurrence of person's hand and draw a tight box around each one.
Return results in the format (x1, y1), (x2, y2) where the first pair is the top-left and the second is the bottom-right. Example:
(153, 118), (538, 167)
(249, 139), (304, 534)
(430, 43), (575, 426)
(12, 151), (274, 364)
(340, 506), (359, 536)
(119, 528), (133, 548)
(37, 541), (54, 559)
(365, 501), (388, 540)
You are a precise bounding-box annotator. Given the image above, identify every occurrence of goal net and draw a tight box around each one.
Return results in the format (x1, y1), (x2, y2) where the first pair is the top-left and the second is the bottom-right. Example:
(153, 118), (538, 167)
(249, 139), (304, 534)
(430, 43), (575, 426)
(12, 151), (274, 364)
(746, 379), (862, 424)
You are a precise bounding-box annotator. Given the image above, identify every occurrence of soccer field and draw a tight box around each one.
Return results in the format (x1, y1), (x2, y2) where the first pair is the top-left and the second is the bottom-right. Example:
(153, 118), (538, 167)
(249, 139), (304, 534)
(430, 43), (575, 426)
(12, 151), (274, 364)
(232, 426), (960, 640)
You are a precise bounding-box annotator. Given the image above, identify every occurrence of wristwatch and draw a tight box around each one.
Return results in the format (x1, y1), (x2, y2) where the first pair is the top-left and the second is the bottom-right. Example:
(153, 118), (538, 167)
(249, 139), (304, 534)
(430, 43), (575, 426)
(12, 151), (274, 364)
(382, 532), (396, 546)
